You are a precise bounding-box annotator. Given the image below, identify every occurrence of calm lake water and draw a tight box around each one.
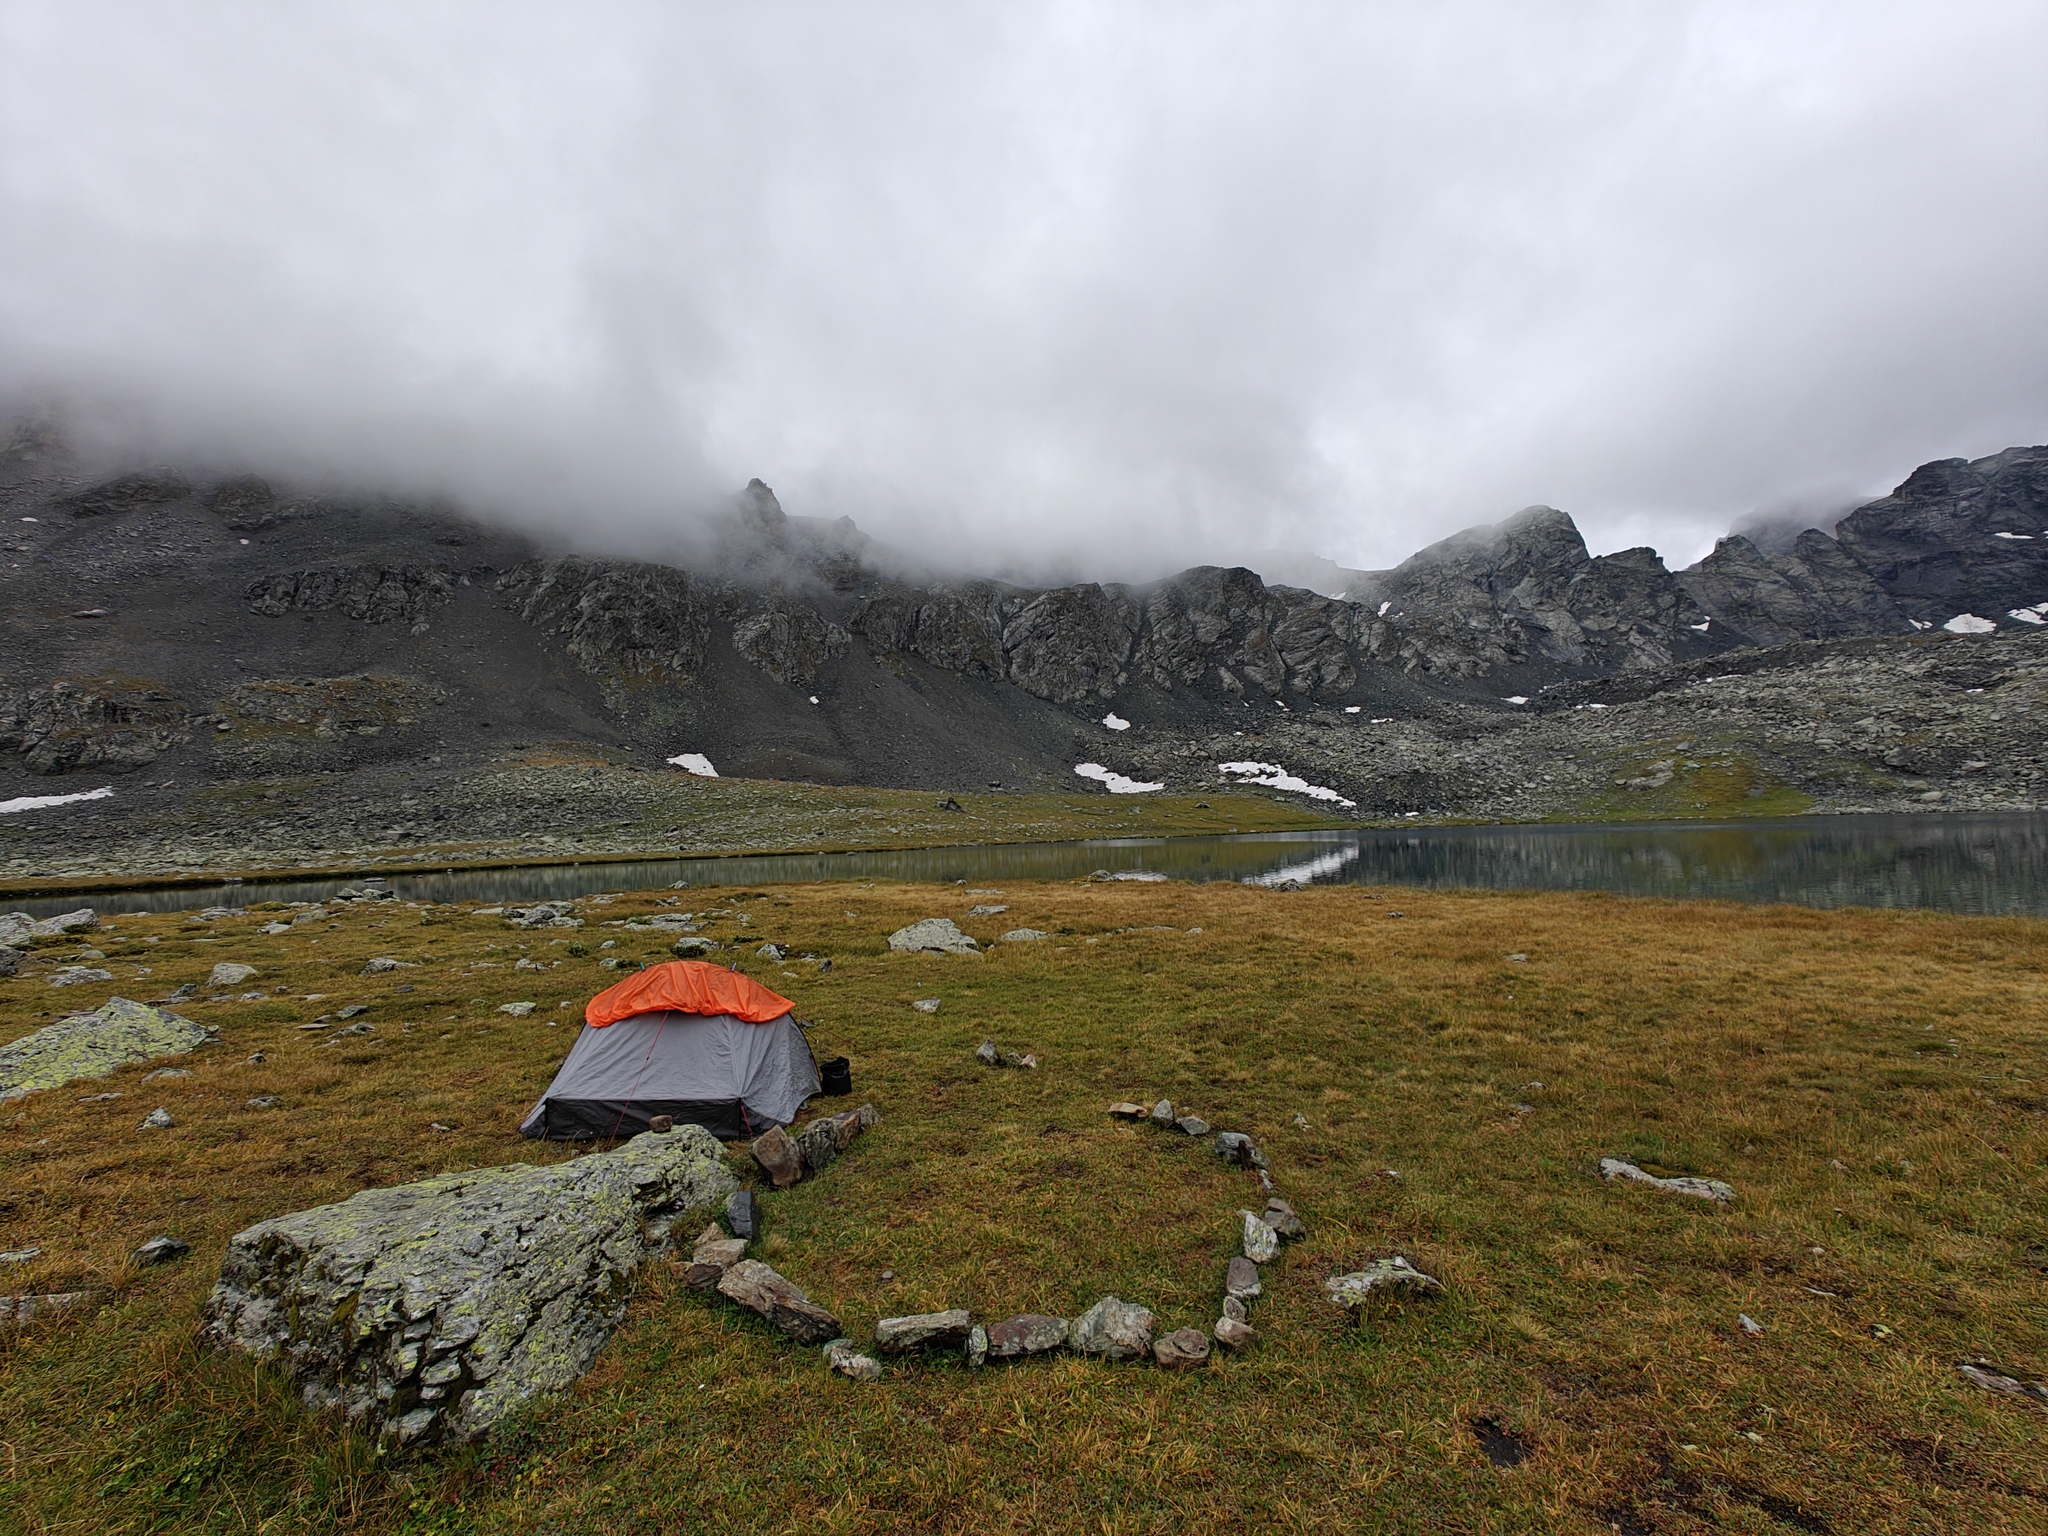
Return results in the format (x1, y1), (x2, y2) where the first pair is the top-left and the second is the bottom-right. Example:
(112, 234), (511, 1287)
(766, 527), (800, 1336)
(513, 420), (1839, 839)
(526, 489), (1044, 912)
(18, 813), (2048, 919)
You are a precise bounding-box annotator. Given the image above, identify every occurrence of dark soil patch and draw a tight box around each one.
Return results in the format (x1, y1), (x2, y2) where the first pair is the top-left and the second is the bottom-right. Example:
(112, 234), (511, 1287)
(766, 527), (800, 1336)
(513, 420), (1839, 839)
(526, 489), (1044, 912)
(1469, 1415), (1532, 1468)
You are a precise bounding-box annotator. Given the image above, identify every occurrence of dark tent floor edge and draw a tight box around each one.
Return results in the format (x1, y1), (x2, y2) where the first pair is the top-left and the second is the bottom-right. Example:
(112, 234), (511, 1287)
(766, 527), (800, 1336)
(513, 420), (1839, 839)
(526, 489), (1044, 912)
(533, 1097), (768, 1141)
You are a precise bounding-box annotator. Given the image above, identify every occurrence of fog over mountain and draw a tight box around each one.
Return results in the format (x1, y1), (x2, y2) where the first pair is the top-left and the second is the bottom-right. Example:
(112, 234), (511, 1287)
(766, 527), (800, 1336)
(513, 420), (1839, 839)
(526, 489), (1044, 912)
(2, 1), (2044, 580)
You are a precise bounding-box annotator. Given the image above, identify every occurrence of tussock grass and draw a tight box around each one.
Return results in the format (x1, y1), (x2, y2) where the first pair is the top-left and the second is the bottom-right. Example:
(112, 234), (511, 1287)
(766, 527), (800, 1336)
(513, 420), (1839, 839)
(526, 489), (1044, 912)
(2, 880), (2046, 1532)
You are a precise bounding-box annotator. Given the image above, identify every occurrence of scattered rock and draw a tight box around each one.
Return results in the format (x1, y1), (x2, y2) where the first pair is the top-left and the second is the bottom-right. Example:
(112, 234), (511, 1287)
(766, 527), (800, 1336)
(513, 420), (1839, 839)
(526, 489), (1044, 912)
(794, 1119), (840, 1176)
(966, 1323), (988, 1368)
(911, 998), (941, 1013)
(1323, 1256), (1444, 1307)
(1153, 1328), (1210, 1370)
(208, 962), (258, 987)
(1738, 1313), (1764, 1336)
(974, 1039), (1000, 1067)
(1215, 1131), (1267, 1167)
(717, 1260), (842, 1345)
(246, 1096), (282, 1109)
(987, 1314), (1069, 1359)
(0, 1291), (97, 1323)
(999, 929), (1049, 943)
(1262, 1198), (1305, 1240)
(202, 1124), (736, 1448)
(1221, 1295), (1248, 1324)
(142, 1067), (191, 1082)
(1003, 1050), (1040, 1069)
(966, 904), (1008, 917)
(134, 1235), (191, 1266)
(0, 946), (19, 978)
(1150, 1099), (1175, 1127)
(140, 1107), (174, 1130)
(875, 1309), (974, 1354)
(647, 1114), (674, 1133)
(1957, 1360), (2048, 1404)
(0, 908), (96, 945)
(1070, 1296), (1155, 1361)
(1175, 1115), (1212, 1136)
(1213, 1317), (1254, 1350)
(1598, 1157), (1735, 1203)
(757, 943), (787, 962)
(672, 937), (717, 958)
(683, 1221), (748, 1288)
(1107, 1102), (1147, 1120)
(823, 1337), (883, 1380)
(336, 1004), (368, 1019)
(0, 1247), (42, 1264)
(749, 1125), (803, 1189)
(725, 1189), (758, 1241)
(362, 957), (401, 974)
(1224, 1256), (1262, 1302)
(49, 966), (113, 987)
(1241, 1209), (1279, 1263)
(78, 1091), (122, 1102)
(888, 918), (979, 955)
(498, 1002), (536, 1017)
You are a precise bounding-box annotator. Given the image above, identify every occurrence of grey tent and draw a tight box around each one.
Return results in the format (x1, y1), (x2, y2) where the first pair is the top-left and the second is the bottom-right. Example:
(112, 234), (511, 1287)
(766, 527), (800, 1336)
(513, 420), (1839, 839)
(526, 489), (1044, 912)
(520, 962), (821, 1141)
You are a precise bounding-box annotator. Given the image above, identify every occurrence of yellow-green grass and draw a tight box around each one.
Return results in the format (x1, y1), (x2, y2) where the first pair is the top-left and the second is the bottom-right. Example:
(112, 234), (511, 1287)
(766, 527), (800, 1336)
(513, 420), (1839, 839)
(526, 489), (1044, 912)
(2, 880), (2045, 1533)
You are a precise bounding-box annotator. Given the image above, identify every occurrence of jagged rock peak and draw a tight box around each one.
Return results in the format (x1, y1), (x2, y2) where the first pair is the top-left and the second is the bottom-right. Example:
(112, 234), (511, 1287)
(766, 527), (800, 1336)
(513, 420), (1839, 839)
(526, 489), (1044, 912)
(738, 478), (788, 543)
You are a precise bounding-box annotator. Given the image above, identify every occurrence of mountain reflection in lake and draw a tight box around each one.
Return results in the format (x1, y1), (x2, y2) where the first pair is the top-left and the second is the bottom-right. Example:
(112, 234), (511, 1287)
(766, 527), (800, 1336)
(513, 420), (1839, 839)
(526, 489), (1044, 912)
(28, 813), (2048, 919)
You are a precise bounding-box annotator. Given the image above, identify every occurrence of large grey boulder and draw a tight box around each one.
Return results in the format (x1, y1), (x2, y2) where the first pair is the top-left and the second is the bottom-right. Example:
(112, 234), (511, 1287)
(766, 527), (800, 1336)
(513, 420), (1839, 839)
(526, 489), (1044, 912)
(1, 997), (210, 1102)
(887, 919), (979, 955)
(0, 907), (98, 946)
(201, 1125), (736, 1450)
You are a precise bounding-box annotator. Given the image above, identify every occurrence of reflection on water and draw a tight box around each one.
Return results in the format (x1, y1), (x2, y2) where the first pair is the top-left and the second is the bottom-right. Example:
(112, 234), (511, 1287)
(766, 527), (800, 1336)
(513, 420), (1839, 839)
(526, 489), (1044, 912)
(18, 813), (2048, 919)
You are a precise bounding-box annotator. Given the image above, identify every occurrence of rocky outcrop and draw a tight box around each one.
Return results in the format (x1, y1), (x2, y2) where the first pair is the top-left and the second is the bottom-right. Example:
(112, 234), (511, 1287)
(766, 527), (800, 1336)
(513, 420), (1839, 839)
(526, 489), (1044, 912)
(202, 1126), (736, 1449)
(221, 675), (440, 738)
(1002, 583), (1142, 704)
(64, 472), (192, 516)
(246, 564), (455, 633)
(1834, 446), (2048, 625)
(1, 997), (209, 1102)
(731, 596), (850, 686)
(497, 557), (721, 686)
(1680, 532), (1909, 645)
(1136, 566), (1388, 697)
(1361, 507), (1719, 680)
(850, 583), (1009, 682)
(0, 681), (189, 774)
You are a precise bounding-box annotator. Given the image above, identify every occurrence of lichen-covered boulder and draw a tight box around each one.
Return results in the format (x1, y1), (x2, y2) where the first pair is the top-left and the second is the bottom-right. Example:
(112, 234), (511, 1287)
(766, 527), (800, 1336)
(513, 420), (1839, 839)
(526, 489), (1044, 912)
(887, 918), (979, 955)
(201, 1126), (736, 1450)
(0, 997), (210, 1102)
(1070, 1296), (1154, 1361)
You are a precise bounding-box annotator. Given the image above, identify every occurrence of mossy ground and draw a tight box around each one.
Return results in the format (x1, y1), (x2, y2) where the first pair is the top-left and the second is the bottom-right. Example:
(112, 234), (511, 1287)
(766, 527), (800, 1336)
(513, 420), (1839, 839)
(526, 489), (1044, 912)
(2, 879), (2045, 1533)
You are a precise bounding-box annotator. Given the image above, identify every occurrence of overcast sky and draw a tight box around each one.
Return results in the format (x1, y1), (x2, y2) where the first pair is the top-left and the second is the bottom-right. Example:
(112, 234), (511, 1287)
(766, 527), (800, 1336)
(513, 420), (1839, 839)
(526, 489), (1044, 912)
(3, 1), (2044, 578)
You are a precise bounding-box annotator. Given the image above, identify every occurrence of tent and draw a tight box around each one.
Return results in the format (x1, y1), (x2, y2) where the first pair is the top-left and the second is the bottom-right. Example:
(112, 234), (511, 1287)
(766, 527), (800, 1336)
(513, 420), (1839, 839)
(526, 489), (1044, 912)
(519, 961), (821, 1141)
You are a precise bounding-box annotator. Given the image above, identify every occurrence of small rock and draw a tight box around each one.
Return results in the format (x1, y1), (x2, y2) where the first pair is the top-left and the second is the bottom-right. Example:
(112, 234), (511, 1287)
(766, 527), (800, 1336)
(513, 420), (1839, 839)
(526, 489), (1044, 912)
(0, 1247), (42, 1264)
(1003, 1051), (1040, 1070)
(823, 1337), (882, 1381)
(912, 998), (941, 1013)
(1379, 1168), (1401, 1182)
(1174, 1115), (1211, 1136)
(1224, 1256), (1262, 1302)
(363, 958), (401, 974)
(966, 904), (1008, 917)
(672, 937), (717, 958)
(1221, 1294), (1248, 1323)
(1150, 1099), (1175, 1127)
(336, 1004), (368, 1018)
(133, 1235), (191, 1267)
(999, 929), (1050, 943)
(758, 943), (786, 961)
(1153, 1328), (1210, 1370)
(0, 1291), (97, 1323)
(499, 1002), (536, 1017)
(887, 919), (979, 955)
(208, 962), (258, 987)
(1738, 1313), (1763, 1336)
(793, 1119), (840, 1175)
(1241, 1209), (1279, 1263)
(1070, 1296), (1154, 1361)
(1215, 1131), (1267, 1168)
(246, 1052), (264, 1064)
(49, 966), (113, 986)
(725, 1189), (759, 1241)
(1598, 1157), (1735, 1203)
(1292, 1112), (1308, 1128)
(1107, 1102), (1147, 1120)
(1213, 1316), (1255, 1350)
(142, 1067), (191, 1082)
(245, 1097), (282, 1109)
(1262, 1198), (1305, 1240)
(428, 1121), (454, 1132)
(750, 1125), (804, 1189)
(260, 922), (290, 935)
(685, 1222), (748, 1287)
(1828, 1158), (1849, 1172)
(78, 1091), (122, 1102)
(717, 1260), (842, 1344)
(1323, 1256), (1444, 1308)
(139, 1107), (173, 1130)
(874, 1309), (974, 1354)
(987, 1314), (1069, 1359)
(966, 1323), (988, 1368)
(647, 1114), (674, 1133)
(974, 1039), (1000, 1067)
(1957, 1360), (2048, 1403)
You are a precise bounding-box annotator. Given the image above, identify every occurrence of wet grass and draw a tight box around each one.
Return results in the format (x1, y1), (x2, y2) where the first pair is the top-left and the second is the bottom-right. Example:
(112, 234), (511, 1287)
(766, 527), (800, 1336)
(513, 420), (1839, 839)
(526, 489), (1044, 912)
(3, 880), (2046, 1532)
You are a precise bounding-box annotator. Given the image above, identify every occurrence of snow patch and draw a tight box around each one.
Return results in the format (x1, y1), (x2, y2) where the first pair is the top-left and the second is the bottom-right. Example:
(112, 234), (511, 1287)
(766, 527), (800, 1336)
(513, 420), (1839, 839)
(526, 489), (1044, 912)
(1908, 618), (1932, 630)
(1, 786), (114, 815)
(1943, 613), (1997, 634)
(1217, 761), (1356, 808)
(667, 753), (719, 777)
(1994, 531), (2034, 540)
(1074, 763), (1163, 794)
(2007, 603), (2048, 625)
(1101, 712), (1130, 731)
(808, 695), (819, 704)
(1689, 620), (1711, 631)
(1343, 706), (1362, 714)
(1377, 600), (1391, 616)
(1502, 695), (1529, 706)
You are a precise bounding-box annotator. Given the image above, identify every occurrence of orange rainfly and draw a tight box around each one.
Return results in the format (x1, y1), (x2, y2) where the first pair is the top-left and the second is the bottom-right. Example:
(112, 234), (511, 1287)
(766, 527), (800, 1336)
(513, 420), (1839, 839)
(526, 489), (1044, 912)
(584, 960), (796, 1027)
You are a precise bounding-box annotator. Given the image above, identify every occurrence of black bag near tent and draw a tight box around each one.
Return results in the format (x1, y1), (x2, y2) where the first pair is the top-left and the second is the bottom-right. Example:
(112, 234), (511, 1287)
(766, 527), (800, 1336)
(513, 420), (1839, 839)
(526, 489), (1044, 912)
(519, 961), (822, 1141)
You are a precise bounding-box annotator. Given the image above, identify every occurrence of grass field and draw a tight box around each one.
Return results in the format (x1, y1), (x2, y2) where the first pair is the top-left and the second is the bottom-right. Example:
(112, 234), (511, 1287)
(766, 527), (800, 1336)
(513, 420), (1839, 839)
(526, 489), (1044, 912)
(2, 877), (2045, 1533)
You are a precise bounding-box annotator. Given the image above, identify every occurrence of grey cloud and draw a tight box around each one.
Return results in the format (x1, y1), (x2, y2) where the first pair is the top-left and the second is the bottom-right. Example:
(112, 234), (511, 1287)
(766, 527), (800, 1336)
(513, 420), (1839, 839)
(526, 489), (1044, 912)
(1, 1), (2043, 578)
